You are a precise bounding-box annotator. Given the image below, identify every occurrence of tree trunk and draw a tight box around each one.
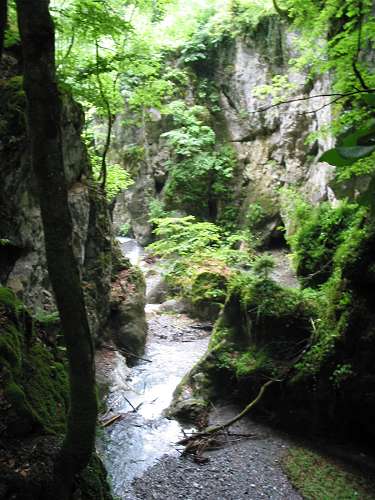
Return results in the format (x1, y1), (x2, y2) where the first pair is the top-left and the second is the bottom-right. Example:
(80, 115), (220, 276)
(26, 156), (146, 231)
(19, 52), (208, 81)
(0, 0), (7, 60)
(15, 1), (97, 498)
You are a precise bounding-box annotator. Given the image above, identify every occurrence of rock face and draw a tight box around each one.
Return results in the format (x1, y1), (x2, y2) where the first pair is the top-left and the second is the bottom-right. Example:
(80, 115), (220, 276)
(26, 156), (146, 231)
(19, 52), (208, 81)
(214, 23), (334, 240)
(111, 109), (172, 245)
(107, 254), (148, 365)
(112, 16), (335, 244)
(0, 68), (145, 345)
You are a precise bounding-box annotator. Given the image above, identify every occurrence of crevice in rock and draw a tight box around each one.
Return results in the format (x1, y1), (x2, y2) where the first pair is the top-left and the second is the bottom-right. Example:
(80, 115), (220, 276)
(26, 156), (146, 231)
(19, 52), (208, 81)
(0, 243), (26, 284)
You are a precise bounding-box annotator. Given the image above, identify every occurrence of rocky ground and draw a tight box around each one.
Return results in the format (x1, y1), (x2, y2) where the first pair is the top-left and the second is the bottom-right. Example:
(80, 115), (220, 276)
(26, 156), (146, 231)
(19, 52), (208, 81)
(132, 405), (301, 500)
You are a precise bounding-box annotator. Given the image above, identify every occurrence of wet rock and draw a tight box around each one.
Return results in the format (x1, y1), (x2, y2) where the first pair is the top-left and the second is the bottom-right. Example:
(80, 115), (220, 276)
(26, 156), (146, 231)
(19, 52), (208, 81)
(146, 275), (170, 304)
(0, 76), (112, 340)
(166, 398), (207, 423)
(158, 298), (190, 314)
(107, 261), (148, 365)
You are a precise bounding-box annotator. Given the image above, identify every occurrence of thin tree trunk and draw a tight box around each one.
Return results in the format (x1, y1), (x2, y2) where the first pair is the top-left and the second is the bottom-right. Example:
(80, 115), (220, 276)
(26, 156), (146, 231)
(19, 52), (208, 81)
(15, 1), (97, 498)
(0, 0), (7, 60)
(95, 41), (112, 190)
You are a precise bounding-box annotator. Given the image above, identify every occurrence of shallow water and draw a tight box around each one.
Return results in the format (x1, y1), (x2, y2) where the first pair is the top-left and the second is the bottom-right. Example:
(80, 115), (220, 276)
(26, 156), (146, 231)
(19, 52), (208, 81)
(97, 322), (209, 498)
(117, 237), (144, 266)
(97, 239), (209, 498)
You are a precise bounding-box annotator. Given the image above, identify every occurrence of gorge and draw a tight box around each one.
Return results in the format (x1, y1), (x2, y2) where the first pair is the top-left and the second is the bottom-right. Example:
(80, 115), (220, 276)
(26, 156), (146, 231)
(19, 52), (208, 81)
(1, 1), (375, 499)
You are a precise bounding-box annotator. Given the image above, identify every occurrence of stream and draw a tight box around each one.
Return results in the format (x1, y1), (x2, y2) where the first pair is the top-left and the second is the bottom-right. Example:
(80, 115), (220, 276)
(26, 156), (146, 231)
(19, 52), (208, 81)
(96, 239), (210, 499)
(96, 239), (301, 500)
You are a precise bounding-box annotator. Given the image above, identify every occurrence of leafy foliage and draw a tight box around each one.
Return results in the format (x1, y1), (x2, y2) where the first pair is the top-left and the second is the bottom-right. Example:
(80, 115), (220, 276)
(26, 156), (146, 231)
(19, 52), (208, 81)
(149, 215), (222, 257)
(160, 101), (237, 221)
(283, 191), (366, 287)
(148, 215), (252, 302)
(84, 133), (134, 201)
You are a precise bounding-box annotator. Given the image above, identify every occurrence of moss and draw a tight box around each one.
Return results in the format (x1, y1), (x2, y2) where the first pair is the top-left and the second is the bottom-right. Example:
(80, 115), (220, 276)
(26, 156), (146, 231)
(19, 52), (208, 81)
(286, 200), (365, 287)
(189, 269), (230, 319)
(4, 380), (36, 421)
(283, 447), (375, 500)
(76, 454), (113, 500)
(0, 324), (23, 372)
(191, 270), (228, 304)
(0, 76), (26, 143)
(1, 301), (69, 436)
(22, 342), (69, 434)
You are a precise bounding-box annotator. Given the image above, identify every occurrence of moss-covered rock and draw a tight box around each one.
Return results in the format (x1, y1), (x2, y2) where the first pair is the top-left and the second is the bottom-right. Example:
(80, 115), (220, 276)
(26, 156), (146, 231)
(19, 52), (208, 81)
(0, 289), (112, 498)
(106, 252), (147, 365)
(184, 211), (375, 445)
(0, 68), (113, 342)
(0, 289), (69, 437)
(188, 268), (230, 320)
(285, 199), (364, 287)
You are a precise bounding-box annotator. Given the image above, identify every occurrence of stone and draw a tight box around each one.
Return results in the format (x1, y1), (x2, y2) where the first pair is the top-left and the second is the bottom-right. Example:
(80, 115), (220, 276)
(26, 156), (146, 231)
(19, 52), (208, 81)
(167, 398), (207, 423)
(107, 262), (148, 365)
(159, 298), (190, 314)
(146, 275), (170, 304)
(0, 73), (112, 341)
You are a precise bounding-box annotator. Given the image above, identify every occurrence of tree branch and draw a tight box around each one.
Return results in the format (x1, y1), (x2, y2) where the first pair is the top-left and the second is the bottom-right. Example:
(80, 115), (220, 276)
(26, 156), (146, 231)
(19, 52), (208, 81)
(352, 1), (369, 91)
(57, 31), (75, 69)
(249, 88), (375, 114)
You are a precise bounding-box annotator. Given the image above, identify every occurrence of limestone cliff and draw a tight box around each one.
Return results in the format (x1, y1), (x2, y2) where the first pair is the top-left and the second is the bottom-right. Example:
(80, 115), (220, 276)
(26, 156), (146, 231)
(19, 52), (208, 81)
(0, 61), (112, 340)
(0, 56), (147, 353)
(112, 15), (335, 245)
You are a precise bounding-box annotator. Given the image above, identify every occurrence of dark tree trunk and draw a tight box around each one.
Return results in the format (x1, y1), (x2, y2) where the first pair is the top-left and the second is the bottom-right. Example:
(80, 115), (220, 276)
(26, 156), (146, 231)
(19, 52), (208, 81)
(15, 1), (97, 498)
(0, 0), (7, 60)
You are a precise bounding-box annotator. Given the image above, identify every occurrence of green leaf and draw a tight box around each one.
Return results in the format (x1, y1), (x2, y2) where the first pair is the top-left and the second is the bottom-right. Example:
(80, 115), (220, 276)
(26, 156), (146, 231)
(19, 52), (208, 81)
(339, 120), (375, 147)
(319, 149), (356, 166)
(362, 93), (375, 107)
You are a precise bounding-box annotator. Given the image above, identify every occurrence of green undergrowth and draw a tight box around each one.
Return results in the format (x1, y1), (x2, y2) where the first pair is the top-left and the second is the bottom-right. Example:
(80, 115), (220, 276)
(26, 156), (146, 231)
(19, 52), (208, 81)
(208, 273), (317, 381)
(160, 100), (238, 223)
(148, 215), (253, 316)
(284, 447), (375, 500)
(283, 193), (366, 287)
(181, 198), (375, 441)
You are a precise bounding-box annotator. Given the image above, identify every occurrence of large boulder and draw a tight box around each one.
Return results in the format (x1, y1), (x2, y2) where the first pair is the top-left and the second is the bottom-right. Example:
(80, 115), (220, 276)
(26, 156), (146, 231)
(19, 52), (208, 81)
(107, 254), (148, 365)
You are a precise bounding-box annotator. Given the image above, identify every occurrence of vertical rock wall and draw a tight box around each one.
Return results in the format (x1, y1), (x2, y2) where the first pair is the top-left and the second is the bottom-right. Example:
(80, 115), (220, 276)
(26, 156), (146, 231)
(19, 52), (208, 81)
(0, 71), (112, 340)
(112, 16), (335, 244)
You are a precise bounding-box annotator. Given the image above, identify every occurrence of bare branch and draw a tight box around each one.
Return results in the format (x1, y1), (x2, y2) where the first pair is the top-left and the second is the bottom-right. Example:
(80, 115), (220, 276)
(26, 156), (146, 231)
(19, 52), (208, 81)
(249, 88), (375, 114)
(95, 41), (113, 191)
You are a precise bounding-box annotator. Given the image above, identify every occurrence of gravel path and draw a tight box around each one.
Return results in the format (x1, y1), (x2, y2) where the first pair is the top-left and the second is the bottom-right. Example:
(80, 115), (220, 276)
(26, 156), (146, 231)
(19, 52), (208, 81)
(131, 405), (301, 500)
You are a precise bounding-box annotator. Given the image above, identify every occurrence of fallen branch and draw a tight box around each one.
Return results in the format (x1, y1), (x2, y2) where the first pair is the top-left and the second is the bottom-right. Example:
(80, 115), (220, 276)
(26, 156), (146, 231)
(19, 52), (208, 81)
(123, 394), (138, 412)
(102, 414), (123, 427)
(101, 343), (152, 363)
(178, 379), (275, 446)
(177, 334), (315, 459)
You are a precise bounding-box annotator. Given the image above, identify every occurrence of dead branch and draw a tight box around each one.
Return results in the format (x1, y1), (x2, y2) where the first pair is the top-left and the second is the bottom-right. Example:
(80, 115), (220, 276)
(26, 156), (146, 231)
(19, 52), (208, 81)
(101, 343), (152, 363)
(102, 414), (123, 427)
(178, 379), (275, 447)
